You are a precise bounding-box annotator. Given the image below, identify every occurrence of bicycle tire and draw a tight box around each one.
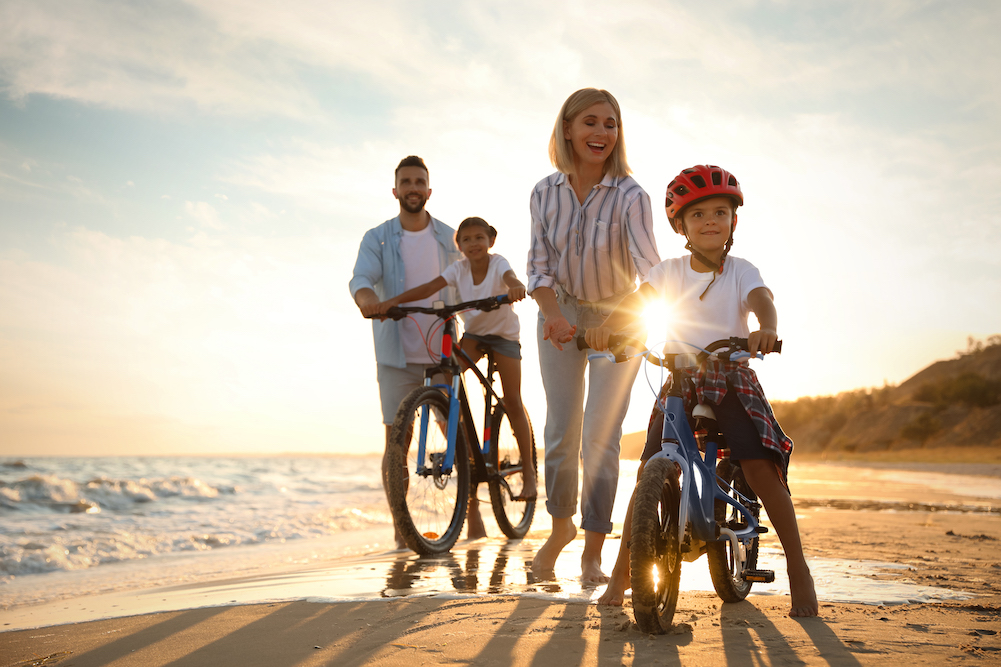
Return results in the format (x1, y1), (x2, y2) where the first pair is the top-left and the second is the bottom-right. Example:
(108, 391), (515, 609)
(487, 407), (537, 538)
(630, 457), (682, 634)
(706, 458), (760, 602)
(386, 386), (469, 555)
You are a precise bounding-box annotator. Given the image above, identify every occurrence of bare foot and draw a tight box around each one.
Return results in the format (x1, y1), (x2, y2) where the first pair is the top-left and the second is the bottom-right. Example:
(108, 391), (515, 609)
(788, 567), (819, 617)
(517, 469), (538, 501)
(596, 568), (629, 605)
(581, 554), (609, 584)
(467, 499), (487, 540)
(532, 518), (576, 574)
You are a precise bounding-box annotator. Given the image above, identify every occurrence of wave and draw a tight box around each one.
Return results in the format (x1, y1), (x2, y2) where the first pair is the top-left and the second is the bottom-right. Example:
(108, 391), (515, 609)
(0, 474), (235, 514)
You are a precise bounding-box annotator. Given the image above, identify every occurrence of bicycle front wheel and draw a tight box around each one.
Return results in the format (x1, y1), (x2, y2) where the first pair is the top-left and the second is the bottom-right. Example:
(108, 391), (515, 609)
(630, 457), (682, 634)
(707, 458), (760, 602)
(487, 407), (537, 538)
(386, 387), (469, 555)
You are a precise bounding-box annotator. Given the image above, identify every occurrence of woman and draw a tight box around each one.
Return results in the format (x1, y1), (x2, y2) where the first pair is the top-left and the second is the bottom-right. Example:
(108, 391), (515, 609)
(527, 88), (661, 582)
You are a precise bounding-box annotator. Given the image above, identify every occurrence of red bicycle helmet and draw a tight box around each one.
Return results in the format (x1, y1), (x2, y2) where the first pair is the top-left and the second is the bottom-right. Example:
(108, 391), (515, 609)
(665, 165), (743, 233)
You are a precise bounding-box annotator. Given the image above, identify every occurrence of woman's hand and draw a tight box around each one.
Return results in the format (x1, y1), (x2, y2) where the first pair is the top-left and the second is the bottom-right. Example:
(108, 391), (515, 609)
(583, 326), (613, 352)
(542, 315), (577, 351)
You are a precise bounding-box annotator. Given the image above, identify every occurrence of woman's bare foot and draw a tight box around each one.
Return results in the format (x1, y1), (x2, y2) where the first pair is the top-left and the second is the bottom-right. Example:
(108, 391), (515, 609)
(532, 518), (576, 574)
(581, 530), (608, 584)
(596, 567), (629, 605)
(581, 554), (609, 584)
(788, 566), (819, 617)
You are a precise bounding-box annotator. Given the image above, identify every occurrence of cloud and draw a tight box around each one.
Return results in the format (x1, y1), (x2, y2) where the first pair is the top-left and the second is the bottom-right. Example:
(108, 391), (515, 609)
(184, 200), (224, 230)
(0, 224), (380, 454)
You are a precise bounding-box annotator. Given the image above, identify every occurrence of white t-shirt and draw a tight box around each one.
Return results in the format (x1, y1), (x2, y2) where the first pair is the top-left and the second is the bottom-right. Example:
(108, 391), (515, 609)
(644, 255), (769, 352)
(399, 224), (444, 363)
(440, 254), (520, 341)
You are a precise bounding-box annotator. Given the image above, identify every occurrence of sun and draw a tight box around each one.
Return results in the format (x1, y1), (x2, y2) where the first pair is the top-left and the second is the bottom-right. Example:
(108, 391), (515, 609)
(641, 299), (674, 348)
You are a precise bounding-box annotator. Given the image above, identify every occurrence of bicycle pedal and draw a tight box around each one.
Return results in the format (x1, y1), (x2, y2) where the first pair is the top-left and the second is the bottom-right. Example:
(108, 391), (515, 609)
(742, 569), (775, 583)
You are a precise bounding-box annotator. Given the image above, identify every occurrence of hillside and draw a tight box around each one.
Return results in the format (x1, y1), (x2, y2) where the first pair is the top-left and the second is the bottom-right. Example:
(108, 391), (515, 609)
(621, 336), (1001, 460)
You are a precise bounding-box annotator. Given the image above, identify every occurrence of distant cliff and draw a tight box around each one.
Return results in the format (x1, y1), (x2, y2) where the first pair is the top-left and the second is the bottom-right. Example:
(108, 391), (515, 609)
(772, 336), (1001, 455)
(620, 336), (1001, 459)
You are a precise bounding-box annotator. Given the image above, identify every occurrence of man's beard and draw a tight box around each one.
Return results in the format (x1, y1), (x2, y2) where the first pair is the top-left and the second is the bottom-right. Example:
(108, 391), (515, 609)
(398, 193), (427, 214)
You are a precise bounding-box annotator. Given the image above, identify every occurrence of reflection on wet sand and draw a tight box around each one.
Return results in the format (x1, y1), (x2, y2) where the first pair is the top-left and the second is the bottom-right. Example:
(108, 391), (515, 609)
(371, 526), (971, 607)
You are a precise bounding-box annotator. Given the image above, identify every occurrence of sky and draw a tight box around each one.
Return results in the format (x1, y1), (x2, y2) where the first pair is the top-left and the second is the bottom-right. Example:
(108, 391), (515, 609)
(1, 0), (999, 457)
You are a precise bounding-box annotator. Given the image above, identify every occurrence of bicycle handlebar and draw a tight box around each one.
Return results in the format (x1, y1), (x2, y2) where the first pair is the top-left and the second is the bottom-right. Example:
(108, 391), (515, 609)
(364, 294), (513, 321)
(576, 333), (781, 366)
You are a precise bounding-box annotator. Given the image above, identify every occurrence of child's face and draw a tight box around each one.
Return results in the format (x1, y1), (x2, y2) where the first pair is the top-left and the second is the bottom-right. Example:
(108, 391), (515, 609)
(680, 196), (735, 256)
(457, 226), (493, 261)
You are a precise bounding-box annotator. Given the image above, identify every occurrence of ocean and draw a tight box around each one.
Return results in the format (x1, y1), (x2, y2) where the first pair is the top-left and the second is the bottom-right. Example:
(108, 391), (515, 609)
(0, 455), (396, 606)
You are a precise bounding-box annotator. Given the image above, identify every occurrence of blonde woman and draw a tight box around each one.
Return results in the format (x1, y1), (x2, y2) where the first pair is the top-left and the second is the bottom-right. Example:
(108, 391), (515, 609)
(527, 89), (660, 582)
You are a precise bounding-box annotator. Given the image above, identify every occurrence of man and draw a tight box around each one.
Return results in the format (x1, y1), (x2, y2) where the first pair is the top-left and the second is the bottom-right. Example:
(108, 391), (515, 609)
(350, 155), (484, 547)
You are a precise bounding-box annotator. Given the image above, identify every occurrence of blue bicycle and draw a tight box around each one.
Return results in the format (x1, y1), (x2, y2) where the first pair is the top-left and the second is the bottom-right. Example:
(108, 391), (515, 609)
(375, 296), (536, 555)
(579, 335), (779, 633)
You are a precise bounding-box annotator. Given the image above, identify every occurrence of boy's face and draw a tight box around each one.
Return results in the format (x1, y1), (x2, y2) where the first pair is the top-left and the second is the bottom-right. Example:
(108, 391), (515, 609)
(680, 196), (735, 256)
(457, 226), (493, 261)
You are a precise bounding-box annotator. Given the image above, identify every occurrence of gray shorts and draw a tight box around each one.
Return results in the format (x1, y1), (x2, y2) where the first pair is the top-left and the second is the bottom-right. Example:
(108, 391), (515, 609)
(462, 333), (522, 360)
(376, 363), (444, 425)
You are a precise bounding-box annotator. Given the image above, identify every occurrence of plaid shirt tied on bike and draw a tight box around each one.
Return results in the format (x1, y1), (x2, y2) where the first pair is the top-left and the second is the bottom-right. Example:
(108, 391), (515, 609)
(665, 358), (793, 484)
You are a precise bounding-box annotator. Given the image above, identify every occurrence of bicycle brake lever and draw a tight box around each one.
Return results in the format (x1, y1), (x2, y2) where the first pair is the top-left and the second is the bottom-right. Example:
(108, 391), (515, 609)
(587, 352), (617, 363)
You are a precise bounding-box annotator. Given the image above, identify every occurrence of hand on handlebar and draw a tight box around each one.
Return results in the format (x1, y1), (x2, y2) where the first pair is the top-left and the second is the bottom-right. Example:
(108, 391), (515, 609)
(582, 326), (614, 352)
(360, 297), (400, 319)
(507, 285), (527, 302)
(747, 329), (778, 356)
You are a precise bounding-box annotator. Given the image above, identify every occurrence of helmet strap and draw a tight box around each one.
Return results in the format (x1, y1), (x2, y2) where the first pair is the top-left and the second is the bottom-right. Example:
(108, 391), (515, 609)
(683, 227), (734, 301)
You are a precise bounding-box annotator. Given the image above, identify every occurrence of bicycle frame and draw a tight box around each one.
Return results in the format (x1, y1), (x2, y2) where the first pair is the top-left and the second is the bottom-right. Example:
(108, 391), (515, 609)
(585, 337), (767, 567)
(413, 308), (510, 486)
(647, 381), (761, 564)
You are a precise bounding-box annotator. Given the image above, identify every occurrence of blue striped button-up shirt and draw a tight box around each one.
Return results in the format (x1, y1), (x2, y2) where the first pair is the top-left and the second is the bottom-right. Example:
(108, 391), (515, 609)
(527, 172), (661, 302)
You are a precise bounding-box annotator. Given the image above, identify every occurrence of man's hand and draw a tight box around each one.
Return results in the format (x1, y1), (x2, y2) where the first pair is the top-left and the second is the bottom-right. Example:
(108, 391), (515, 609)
(747, 328), (778, 356)
(542, 315), (576, 351)
(583, 326), (613, 352)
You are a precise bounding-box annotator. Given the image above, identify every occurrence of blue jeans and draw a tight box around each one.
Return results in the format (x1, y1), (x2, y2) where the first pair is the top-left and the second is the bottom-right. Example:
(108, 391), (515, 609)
(537, 290), (642, 533)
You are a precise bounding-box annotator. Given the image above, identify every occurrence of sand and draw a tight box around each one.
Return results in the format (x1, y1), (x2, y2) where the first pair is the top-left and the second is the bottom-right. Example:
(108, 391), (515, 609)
(2, 462), (1000, 666)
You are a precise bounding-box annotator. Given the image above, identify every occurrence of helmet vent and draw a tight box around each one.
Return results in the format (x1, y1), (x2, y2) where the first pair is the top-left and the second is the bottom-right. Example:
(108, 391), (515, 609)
(711, 171), (722, 186)
(673, 185), (690, 196)
(728, 175), (738, 187)
(690, 175), (706, 188)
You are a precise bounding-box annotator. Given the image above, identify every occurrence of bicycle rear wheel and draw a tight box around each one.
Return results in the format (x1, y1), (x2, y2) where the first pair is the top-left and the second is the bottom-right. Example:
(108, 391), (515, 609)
(630, 457), (682, 634)
(386, 387), (469, 555)
(487, 407), (537, 538)
(706, 458), (760, 602)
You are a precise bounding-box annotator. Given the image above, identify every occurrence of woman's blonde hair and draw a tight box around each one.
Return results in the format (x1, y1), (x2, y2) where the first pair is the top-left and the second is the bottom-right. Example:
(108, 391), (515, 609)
(548, 88), (631, 178)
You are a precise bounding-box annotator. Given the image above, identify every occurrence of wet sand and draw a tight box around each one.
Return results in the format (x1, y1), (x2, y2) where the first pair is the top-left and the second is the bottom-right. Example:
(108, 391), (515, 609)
(2, 462), (1000, 666)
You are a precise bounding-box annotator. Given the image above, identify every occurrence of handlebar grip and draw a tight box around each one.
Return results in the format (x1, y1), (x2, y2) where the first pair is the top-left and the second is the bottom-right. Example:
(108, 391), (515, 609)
(728, 337), (782, 353)
(363, 307), (407, 321)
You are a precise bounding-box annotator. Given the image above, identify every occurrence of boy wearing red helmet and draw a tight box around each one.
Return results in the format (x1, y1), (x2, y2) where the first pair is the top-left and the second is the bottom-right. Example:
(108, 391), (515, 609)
(584, 165), (818, 618)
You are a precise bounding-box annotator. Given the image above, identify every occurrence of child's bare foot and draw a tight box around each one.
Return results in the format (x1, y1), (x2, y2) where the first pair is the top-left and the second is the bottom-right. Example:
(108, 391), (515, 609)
(788, 567), (819, 617)
(581, 553), (609, 584)
(596, 568), (629, 605)
(518, 469), (538, 501)
(467, 499), (487, 540)
(532, 519), (576, 574)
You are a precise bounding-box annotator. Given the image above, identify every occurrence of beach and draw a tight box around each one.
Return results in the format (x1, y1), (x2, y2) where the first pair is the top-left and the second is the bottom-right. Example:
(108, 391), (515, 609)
(2, 461), (999, 665)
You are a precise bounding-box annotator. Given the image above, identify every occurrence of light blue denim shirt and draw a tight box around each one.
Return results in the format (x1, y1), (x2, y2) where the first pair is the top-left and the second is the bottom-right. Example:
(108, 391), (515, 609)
(349, 215), (459, 368)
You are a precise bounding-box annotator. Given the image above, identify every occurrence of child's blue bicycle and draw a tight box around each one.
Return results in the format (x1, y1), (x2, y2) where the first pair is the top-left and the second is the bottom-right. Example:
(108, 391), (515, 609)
(372, 296), (536, 555)
(579, 334), (780, 633)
